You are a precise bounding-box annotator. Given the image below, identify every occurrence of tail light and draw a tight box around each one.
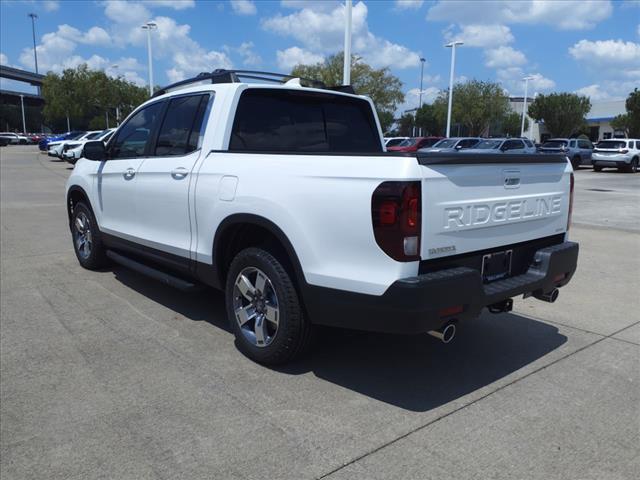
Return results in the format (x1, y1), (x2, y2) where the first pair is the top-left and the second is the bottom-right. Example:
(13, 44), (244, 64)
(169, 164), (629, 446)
(371, 181), (421, 261)
(567, 172), (574, 231)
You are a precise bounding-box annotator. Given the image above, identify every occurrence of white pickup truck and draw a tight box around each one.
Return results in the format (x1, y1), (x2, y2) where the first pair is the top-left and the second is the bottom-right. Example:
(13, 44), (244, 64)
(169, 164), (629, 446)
(66, 70), (579, 365)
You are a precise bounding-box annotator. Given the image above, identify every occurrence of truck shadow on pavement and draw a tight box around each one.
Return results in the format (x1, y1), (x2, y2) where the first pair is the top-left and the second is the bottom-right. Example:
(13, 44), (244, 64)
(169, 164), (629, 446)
(113, 266), (567, 412)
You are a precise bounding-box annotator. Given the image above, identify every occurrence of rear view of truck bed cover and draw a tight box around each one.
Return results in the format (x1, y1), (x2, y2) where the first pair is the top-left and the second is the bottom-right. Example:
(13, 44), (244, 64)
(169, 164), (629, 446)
(416, 152), (567, 165)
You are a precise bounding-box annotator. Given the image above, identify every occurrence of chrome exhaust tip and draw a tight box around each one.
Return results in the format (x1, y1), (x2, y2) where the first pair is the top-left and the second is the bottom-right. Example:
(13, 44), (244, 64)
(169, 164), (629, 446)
(534, 288), (559, 303)
(428, 322), (456, 344)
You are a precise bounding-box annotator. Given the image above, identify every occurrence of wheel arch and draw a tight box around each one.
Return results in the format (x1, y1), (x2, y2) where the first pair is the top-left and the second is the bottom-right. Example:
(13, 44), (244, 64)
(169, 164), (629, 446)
(66, 185), (93, 223)
(210, 214), (307, 292)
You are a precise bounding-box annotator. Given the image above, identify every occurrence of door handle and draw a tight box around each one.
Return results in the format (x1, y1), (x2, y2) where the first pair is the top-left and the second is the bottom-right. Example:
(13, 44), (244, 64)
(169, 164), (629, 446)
(123, 168), (136, 180)
(171, 167), (189, 180)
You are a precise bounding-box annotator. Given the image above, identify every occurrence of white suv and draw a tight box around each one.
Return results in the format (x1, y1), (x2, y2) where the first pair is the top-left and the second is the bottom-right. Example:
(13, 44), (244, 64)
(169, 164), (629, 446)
(592, 139), (640, 173)
(66, 70), (579, 364)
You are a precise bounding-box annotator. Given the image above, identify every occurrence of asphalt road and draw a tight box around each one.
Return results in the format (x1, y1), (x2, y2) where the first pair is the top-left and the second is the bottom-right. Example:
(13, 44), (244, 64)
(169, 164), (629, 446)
(1, 146), (639, 480)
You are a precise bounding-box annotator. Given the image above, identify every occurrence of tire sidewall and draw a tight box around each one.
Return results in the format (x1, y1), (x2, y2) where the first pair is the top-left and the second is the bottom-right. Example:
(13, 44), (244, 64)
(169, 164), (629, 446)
(225, 247), (304, 364)
(71, 202), (106, 269)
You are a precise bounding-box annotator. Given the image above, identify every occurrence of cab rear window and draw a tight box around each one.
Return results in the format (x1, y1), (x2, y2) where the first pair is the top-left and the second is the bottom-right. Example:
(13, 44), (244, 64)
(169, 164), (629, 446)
(229, 88), (382, 153)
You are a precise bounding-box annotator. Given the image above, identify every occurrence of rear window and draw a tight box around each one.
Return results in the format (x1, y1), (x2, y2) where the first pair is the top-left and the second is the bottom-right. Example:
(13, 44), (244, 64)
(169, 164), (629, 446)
(229, 88), (381, 153)
(398, 138), (418, 147)
(542, 140), (568, 148)
(385, 138), (405, 147)
(597, 140), (626, 149)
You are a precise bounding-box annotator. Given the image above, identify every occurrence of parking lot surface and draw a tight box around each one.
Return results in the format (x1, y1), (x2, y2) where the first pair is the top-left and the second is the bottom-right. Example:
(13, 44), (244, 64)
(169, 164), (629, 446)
(1, 147), (639, 480)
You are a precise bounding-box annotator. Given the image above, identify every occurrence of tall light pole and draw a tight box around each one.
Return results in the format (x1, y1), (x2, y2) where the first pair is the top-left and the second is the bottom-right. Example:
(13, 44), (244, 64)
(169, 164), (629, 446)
(521, 76), (534, 138)
(418, 57), (426, 109)
(445, 41), (463, 138)
(141, 21), (157, 96)
(111, 64), (121, 125)
(20, 95), (26, 134)
(27, 13), (39, 73)
(343, 0), (352, 85)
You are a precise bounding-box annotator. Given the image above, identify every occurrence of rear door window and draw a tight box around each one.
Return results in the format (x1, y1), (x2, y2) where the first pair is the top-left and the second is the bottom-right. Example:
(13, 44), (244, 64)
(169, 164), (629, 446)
(154, 94), (209, 156)
(229, 89), (381, 153)
(503, 140), (524, 151)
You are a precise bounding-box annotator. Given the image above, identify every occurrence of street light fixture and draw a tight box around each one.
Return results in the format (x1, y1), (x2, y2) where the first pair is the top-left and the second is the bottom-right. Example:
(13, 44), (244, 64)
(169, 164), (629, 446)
(445, 41), (463, 138)
(141, 21), (157, 96)
(521, 76), (535, 138)
(27, 13), (38, 74)
(418, 57), (426, 110)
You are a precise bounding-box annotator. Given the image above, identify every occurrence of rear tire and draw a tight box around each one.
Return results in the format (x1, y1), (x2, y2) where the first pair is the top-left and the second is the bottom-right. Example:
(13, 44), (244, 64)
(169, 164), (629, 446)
(71, 202), (109, 270)
(225, 247), (313, 365)
(625, 157), (638, 173)
(571, 156), (581, 170)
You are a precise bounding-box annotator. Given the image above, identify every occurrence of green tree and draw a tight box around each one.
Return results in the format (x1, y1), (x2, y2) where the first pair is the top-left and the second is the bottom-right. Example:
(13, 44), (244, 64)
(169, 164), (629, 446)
(624, 88), (640, 137)
(500, 111), (529, 137)
(528, 93), (591, 137)
(415, 103), (446, 136)
(430, 80), (509, 136)
(610, 114), (630, 136)
(291, 53), (404, 133)
(41, 64), (148, 130)
(396, 113), (415, 136)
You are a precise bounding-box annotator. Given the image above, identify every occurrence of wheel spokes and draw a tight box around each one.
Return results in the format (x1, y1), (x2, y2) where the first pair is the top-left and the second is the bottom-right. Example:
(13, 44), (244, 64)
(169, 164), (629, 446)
(236, 305), (256, 326)
(75, 216), (85, 233)
(264, 305), (279, 326)
(254, 271), (267, 294)
(236, 274), (255, 301)
(254, 314), (267, 345)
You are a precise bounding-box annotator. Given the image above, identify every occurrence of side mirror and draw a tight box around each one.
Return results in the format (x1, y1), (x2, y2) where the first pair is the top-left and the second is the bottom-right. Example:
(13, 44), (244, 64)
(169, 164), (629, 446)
(455, 145), (463, 149)
(83, 140), (107, 161)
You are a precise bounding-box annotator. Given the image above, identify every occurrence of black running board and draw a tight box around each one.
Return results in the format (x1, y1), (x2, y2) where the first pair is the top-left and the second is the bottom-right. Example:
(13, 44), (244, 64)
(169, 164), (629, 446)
(106, 250), (203, 292)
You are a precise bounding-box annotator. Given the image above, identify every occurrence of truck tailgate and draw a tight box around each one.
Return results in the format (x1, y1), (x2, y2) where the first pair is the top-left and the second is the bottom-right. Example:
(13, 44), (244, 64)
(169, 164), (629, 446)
(418, 153), (570, 259)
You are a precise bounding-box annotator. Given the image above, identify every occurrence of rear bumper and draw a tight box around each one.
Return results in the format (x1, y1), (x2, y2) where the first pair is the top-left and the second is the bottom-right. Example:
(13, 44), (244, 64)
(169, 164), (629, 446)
(304, 241), (578, 334)
(592, 154), (631, 165)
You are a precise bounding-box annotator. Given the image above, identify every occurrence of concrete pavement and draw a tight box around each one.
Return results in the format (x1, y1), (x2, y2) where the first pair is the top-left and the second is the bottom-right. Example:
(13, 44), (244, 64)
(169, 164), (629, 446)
(1, 147), (638, 479)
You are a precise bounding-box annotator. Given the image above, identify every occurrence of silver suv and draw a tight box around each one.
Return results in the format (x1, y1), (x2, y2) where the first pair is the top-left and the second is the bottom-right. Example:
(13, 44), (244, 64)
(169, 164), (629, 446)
(592, 139), (640, 173)
(539, 138), (593, 169)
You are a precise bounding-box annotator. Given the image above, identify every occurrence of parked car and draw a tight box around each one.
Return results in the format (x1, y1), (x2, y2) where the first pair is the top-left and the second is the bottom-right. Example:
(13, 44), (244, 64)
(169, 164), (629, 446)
(66, 69), (578, 365)
(39, 131), (84, 151)
(592, 139), (640, 173)
(384, 136), (409, 148)
(419, 137), (481, 153)
(48, 131), (95, 158)
(538, 138), (593, 169)
(63, 129), (115, 164)
(462, 138), (537, 154)
(0, 136), (11, 147)
(387, 136), (442, 152)
(0, 132), (29, 145)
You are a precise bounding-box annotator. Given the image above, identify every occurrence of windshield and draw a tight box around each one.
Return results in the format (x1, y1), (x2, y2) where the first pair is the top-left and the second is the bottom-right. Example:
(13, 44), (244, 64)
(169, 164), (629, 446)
(397, 138), (418, 147)
(476, 140), (502, 149)
(433, 139), (458, 148)
(597, 140), (627, 149)
(385, 138), (406, 147)
(542, 140), (568, 148)
(86, 131), (105, 140)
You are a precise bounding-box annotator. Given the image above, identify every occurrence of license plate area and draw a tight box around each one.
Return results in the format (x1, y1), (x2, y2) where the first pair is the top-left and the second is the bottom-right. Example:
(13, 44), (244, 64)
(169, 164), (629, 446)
(482, 250), (512, 283)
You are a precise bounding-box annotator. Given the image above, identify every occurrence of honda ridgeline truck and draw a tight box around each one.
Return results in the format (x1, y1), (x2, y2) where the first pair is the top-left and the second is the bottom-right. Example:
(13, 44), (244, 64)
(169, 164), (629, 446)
(66, 70), (579, 364)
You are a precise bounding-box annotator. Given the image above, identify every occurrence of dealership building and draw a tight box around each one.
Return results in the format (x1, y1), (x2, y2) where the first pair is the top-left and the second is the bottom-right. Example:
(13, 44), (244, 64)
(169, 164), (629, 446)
(509, 97), (627, 143)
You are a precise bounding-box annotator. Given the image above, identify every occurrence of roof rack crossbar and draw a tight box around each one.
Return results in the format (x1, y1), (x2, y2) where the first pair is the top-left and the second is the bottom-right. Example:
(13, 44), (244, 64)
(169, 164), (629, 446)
(152, 69), (329, 97)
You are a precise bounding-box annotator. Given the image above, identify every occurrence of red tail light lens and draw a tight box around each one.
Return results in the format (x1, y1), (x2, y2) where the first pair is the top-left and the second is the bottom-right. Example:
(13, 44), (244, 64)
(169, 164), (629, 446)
(567, 172), (574, 231)
(372, 181), (421, 261)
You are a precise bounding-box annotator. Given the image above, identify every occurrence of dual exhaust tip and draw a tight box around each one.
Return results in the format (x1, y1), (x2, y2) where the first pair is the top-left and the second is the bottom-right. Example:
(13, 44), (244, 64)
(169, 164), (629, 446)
(427, 287), (559, 344)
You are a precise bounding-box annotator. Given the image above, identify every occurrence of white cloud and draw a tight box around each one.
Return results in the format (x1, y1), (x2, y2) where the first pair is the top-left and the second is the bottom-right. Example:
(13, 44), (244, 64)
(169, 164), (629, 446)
(230, 0), (257, 15)
(276, 46), (324, 70)
(42, 0), (59, 11)
(225, 42), (262, 66)
(444, 24), (514, 48)
(428, 0), (612, 30)
(497, 68), (555, 94)
(575, 84), (613, 101)
(575, 81), (637, 101)
(142, 0), (195, 9)
(569, 39), (640, 69)
(263, 1), (420, 69)
(484, 46), (526, 68)
(0, 53), (8, 65)
(395, 0), (424, 10)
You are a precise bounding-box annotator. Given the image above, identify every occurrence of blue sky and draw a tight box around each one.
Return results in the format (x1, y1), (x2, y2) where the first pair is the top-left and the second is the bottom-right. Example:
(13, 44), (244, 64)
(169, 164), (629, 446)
(1, 0), (638, 110)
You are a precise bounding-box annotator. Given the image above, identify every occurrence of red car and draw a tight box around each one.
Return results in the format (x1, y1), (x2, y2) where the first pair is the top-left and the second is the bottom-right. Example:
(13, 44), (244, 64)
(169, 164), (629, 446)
(387, 136), (443, 152)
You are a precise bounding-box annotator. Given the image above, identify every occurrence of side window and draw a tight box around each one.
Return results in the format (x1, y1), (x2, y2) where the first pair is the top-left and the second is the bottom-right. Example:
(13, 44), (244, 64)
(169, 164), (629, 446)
(110, 102), (164, 159)
(154, 94), (209, 156)
(636, 141), (640, 149)
(459, 139), (477, 148)
(524, 139), (534, 148)
(504, 140), (523, 150)
(569, 140), (576, 148)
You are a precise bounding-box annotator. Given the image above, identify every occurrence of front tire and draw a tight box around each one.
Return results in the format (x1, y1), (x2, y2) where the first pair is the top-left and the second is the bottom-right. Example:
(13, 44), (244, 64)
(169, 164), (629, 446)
(225, 247), (312, 365)
(593, 164), (602, 172)
(71, 202), (108, 270)
(571, 156), (581, 170)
